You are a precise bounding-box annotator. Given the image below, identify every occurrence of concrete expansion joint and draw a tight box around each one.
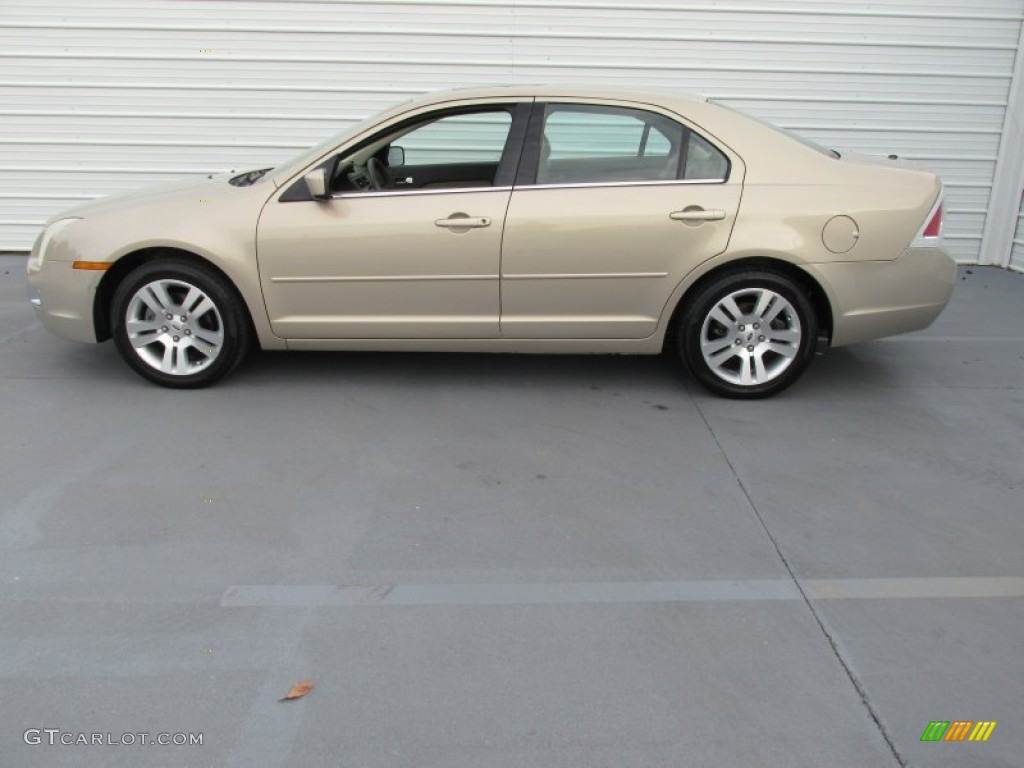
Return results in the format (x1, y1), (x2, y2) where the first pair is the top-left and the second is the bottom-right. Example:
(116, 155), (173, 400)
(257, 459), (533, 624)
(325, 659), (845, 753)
(688, 387), (908, 768)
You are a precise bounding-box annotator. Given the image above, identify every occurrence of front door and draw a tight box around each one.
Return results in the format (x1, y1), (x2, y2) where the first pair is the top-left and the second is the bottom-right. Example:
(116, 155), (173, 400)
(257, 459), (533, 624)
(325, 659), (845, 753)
(257, 105), (526, 339)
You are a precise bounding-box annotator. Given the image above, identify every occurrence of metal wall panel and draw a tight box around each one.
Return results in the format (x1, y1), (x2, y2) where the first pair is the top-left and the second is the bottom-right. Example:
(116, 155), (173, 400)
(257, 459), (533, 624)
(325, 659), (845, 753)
(1, 0), (1023, 261)
(1012, 199), (1024, 271)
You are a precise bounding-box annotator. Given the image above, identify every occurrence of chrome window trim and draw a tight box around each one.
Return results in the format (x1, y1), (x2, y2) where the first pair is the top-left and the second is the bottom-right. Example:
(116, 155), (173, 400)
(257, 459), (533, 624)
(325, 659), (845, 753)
(322, 177), (727, 200)
(519, 178), (727, 191)
(328, 186), (513, 200)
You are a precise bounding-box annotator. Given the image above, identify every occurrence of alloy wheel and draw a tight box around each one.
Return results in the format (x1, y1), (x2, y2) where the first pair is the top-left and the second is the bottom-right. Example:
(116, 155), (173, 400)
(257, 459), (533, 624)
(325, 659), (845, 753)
(699, 287), (802, 386)
(124, 279), (225, 376)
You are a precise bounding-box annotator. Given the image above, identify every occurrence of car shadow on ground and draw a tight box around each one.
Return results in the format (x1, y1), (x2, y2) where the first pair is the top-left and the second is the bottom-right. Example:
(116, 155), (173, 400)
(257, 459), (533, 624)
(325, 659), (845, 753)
(244, 349), (675, 389)
(42, 335), (901, 397)
(229, 346), (898, 397)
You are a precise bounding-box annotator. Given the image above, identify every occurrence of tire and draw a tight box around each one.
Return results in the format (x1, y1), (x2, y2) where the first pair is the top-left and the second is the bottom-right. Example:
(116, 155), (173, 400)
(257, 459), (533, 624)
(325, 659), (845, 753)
(677, 269), (817, 399)
(110, 259), (251, 388)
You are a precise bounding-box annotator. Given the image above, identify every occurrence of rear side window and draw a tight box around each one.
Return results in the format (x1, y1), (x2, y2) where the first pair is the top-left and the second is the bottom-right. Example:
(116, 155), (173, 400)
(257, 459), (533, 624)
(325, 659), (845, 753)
(535, 104), (729, 185)
(538, 105), (684, 184)
(683, 132), (729, 181)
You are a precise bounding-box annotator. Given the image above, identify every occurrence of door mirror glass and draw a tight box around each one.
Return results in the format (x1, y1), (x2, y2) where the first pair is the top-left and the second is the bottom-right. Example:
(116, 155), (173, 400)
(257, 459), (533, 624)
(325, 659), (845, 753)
(304, 168), (328, 199)
(386, 145), (406, 167)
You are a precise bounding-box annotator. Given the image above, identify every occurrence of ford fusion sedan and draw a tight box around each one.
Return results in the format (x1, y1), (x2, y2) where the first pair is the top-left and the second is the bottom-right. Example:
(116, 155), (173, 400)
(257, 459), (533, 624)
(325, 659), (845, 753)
(26, 86), (955, 397)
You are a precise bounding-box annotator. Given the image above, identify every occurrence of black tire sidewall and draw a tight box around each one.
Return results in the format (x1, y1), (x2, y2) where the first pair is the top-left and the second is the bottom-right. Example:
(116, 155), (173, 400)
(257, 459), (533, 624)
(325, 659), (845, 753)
(110, 260), (250, 389)
(679, 270), (817, 399)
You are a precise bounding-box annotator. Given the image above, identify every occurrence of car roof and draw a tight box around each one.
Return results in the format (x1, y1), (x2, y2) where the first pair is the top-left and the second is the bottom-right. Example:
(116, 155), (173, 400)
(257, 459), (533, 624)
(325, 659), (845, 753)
(401, 84), (709, 108)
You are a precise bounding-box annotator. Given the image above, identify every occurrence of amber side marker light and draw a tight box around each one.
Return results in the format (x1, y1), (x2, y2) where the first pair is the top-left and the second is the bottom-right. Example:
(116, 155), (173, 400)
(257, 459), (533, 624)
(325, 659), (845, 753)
(72, 261), (113, 271)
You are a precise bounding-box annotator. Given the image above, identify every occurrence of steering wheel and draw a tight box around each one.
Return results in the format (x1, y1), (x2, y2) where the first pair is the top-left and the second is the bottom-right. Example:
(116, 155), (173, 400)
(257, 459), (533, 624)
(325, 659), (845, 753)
(366, 157), (392, 191)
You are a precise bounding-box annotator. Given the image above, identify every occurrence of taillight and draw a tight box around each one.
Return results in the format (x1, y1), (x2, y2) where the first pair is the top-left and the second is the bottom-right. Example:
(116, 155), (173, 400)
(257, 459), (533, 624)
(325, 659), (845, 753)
(922, 203), (942, 239)
(911, 195), (943, 247)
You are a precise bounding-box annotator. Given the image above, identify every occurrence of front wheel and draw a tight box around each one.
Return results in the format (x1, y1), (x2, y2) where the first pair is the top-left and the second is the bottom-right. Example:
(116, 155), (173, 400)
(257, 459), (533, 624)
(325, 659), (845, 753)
(110, 259), (251, 388)
(678, 270), (817, 399)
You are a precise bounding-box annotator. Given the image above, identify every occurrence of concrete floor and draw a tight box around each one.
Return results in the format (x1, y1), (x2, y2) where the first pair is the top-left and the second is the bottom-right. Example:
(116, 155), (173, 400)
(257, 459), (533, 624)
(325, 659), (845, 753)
(1, 256), (1021, 767)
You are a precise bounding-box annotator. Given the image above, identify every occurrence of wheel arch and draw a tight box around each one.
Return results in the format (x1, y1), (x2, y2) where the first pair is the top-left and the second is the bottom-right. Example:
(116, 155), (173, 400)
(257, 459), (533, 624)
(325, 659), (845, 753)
(93, 246), (258, 344)
(662, 256), (834, 350)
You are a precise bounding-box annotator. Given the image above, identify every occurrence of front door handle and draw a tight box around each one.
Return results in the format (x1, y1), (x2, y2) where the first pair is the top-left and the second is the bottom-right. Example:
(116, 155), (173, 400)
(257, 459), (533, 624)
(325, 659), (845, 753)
(669, 208), (726, 222)
(435, 215), (491, 229)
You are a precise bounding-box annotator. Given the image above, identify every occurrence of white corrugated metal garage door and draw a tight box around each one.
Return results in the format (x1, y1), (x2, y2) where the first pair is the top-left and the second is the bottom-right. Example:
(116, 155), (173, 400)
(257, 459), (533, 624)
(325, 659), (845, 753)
(1, 0), (1022, 262)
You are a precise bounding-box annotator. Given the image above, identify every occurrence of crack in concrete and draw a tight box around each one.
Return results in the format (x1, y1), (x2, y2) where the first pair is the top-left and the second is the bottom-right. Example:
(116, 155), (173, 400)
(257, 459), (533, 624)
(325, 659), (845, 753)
(688, 389), (908, 768)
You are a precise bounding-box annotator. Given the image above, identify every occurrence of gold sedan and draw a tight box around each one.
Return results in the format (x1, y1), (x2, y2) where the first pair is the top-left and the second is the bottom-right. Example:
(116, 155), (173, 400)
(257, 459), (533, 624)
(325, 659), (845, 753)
(26, 86), (955, 397)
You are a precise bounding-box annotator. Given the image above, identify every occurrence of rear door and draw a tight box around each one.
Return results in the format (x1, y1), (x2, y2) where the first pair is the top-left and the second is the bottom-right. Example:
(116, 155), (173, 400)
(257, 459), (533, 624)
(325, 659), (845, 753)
(500, 101), (743, 339)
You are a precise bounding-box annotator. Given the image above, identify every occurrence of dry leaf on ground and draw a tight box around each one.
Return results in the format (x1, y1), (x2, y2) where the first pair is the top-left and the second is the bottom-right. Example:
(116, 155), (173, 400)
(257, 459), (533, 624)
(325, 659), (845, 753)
(279, 679), (314, 701)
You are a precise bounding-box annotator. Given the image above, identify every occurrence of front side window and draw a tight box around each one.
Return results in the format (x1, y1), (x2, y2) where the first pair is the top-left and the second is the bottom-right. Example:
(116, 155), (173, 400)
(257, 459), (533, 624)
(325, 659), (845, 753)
(330, 108), (516, 194)
(398, 112), (513, 166)
(535, 103), (729, 185)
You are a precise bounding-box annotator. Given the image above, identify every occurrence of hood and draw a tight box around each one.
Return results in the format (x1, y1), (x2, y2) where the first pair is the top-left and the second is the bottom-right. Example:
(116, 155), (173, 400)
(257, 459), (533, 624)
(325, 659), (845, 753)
(45, 172), (257, 225)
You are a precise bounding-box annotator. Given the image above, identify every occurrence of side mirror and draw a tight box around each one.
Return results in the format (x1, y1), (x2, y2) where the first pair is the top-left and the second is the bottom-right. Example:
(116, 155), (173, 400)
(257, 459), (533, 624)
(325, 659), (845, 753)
(387, 145), (406, 167)
(304, 168), (329, 200)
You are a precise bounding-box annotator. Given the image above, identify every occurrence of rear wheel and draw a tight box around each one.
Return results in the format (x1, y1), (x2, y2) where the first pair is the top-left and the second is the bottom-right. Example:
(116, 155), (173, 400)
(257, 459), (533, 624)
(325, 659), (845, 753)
(678, 270), (817, 398)
(110, 259), (251, 388)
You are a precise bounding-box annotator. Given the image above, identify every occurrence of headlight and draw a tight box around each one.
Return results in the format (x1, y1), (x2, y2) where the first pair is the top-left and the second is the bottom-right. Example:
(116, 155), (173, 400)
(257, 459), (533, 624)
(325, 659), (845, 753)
(27, 217), (81, 273)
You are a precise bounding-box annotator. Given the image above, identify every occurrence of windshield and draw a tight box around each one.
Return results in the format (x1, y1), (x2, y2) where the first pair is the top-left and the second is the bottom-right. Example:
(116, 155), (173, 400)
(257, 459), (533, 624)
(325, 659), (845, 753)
(711, 101), (840, 159)
(269, 100), (415, 184)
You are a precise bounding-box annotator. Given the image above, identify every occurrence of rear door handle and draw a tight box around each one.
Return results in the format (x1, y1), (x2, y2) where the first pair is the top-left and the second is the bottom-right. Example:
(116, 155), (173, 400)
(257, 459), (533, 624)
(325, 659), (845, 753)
(435, 216), (491, 229)
(669, 208), (726, 222)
